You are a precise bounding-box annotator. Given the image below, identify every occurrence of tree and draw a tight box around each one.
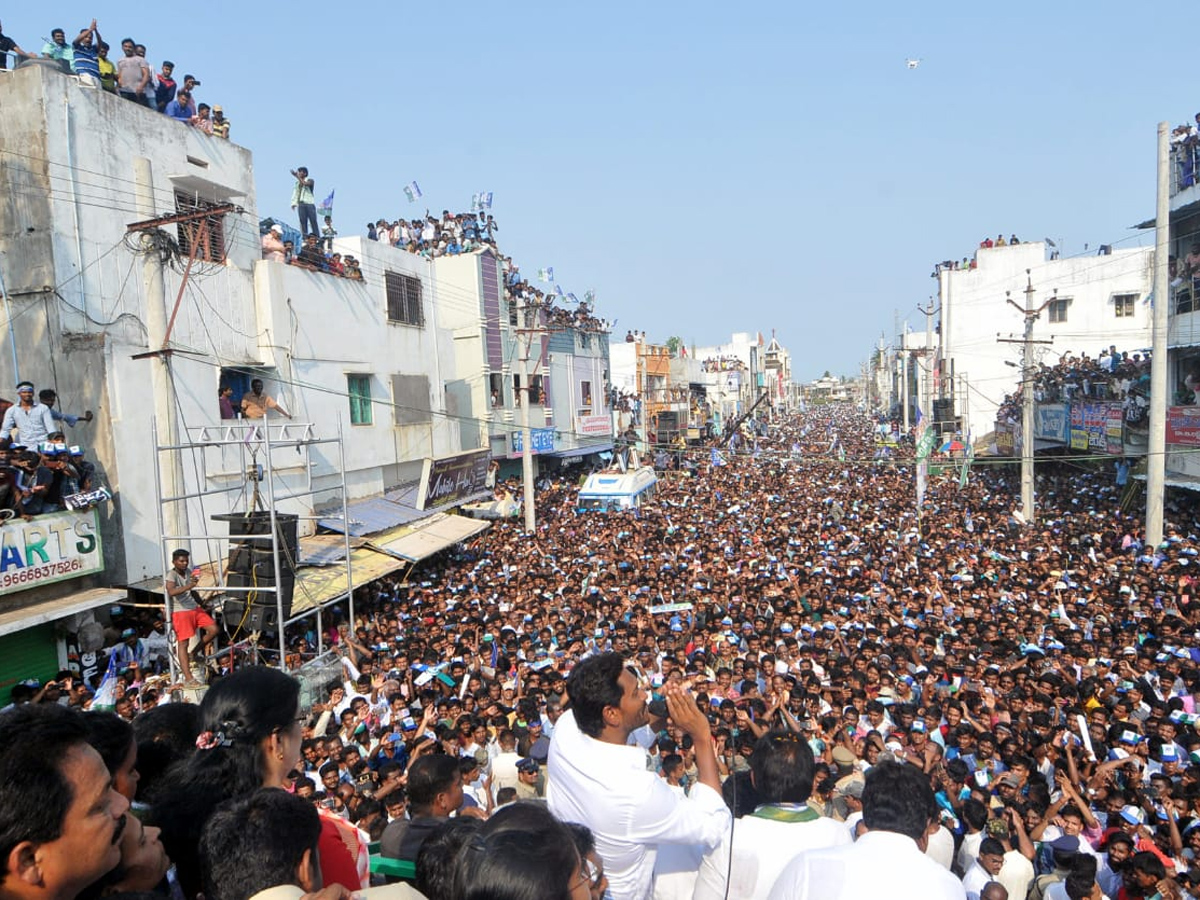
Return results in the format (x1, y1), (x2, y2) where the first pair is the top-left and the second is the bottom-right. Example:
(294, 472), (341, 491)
(665, 336), (684, 355)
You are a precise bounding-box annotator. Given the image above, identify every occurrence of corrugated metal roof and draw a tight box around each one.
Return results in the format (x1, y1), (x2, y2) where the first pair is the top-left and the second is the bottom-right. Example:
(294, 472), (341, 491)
(317, 497), (428, 537)
(371, 513), (489, 562)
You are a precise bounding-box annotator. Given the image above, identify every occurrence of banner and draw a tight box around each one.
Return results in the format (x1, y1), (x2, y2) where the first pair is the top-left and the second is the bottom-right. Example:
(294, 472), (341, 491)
(1034, 403), (1069, 443)
(416, 450), (491, 510)
(511, 428), (555, 456)
(1104, 405), (1124, 454)
(1167, 406), (1200, 446)
(576, 415), (612, 436)
(1069, 402), (1122, 455)
(994, 422), (1014, 456)
(0, 509), (103, 595)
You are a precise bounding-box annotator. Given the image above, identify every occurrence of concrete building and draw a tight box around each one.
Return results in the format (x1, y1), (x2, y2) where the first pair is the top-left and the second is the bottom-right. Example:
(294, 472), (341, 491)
(0, 63), (520, 679)
(937, 241), (1153, 439)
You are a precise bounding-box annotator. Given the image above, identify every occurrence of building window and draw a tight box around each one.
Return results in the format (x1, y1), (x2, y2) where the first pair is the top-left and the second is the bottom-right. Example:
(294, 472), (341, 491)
(581, 380), (592, 412)
(511, 374), (542, 405)
(385, 272), (424, 326)
(1113, 293), (1137, 318)
(489, 373), (504, 408)
(1048, 297), (1071, 324)
(174, 191), (226, 263)
(347, 375), (372, 425)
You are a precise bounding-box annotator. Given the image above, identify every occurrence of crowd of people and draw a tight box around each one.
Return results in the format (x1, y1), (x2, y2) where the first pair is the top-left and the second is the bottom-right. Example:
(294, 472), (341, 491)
(11, 404), (1200, 899)
(1172, 114), (1200, 191)
(0, 380), (98, 517)
(0, 20), (231, 137)
(996, 346), (1153, 425)
(368, 210), (499, 259)
(702, 355), (748, 373)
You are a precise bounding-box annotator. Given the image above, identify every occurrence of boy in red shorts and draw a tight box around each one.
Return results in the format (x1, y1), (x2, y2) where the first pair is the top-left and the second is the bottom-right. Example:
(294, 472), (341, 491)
(164, 548), (217, 685)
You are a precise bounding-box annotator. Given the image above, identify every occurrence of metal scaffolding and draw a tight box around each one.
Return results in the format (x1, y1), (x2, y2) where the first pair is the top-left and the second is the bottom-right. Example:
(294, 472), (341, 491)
(152, 413), (355, 680)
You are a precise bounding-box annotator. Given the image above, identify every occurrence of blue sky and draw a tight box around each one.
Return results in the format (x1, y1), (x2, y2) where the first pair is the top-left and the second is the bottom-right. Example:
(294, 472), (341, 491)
(7, 2), (1188, 380)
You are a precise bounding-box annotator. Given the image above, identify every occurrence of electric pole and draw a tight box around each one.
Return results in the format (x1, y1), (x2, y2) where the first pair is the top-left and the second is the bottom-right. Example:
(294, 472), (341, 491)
(517, 297), (537, 534)
(1000, 271), (1054, 525)
(1147, 121), (1170, 546)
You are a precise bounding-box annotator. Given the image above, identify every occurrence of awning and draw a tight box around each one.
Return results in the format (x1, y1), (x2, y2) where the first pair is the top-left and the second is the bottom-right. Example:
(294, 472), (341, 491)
(370, 513), (489, 562)
(297, 535), (364, 566)
(546, 444), (612, 459)
(0, 588), (128, 638)
(317, 497), (429, 537)
(1133, 473), (1200, 493)
(290, 548), (407, 616)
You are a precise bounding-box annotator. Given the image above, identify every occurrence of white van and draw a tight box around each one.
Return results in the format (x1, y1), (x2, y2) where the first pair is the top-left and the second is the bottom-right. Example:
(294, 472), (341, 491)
(576, 466), (658, 512)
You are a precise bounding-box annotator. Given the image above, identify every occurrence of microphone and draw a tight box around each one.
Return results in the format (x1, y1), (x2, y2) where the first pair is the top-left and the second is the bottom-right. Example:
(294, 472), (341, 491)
(647, 698), (668, 719)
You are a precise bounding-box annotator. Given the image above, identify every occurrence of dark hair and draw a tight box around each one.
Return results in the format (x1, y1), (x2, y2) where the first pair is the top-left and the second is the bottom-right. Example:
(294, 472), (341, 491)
(961, 798), (989, 832)
(979, 837), (1005, 857)
(749, 731), (815, 804)
(0, 704), (90, 878)
(1064, 854), (1097, 900)
(200, 789), (320, 900)
(564, 821), (595, 859)
(131, 702), (201, 803)
(566, 652), (625, 738)
(1130, 850), (1166, 879)
(861, 760), (937, 843)
(83, 711), (135, 776)
(406, 754), (461, 814)
(171, 549), (189, 560)
(148, 668), (300, 899)
(415, 817), (482, 900)
(454, 815), (580, 900)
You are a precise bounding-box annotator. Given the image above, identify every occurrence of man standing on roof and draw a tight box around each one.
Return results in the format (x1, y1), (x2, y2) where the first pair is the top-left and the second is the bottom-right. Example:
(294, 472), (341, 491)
(1, 381), (56, 447)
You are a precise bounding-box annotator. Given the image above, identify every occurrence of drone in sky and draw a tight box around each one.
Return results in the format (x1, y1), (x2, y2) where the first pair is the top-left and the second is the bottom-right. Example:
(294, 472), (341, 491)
(905, 58), (922, 69)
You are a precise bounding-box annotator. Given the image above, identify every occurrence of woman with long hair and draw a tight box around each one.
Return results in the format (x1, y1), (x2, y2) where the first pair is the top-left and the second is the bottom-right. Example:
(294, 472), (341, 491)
(147, 667), (317, 900)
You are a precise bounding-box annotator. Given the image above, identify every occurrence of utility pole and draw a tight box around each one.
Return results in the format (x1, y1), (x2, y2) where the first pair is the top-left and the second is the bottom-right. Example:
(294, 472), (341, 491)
(1000, 271), (1054, 525)
(917, 301), (937, 426)
(1147, 121), (1171, 546)
(516, 297), (536, 534)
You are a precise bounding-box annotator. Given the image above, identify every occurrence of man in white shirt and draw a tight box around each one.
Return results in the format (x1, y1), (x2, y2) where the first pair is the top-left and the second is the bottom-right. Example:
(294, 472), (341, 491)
(767, 760), (966, 900)
(694, 731), (850, 900)
(548, 652), (730, 900)
(962, 837), (1006, 900)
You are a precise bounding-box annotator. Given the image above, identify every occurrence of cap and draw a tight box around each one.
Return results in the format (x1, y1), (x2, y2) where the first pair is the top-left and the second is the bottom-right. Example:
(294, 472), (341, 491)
(184, 75), (199, 84)
(270, 224), (283, 234)
(837, 780), (864, 798)
(121, 628), (136, 638)
(213, 105), (223, 112)
(15, 381), (33, 392)
(1049, 835), (1081, 854)
(516, 758), (539, 774)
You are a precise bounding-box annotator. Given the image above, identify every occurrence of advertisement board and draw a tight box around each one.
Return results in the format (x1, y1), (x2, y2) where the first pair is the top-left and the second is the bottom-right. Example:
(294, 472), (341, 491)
(0, 509), (103, 596)
(510, 428), (556, 456)
(416, 450), (491, 510)
(1167, 406), (1200, 446)
(1069, 402), (1122, 455)
(1034, 403), (1069, 443)
(576, 415), (612, 436)
(994, 422), (1014, 456)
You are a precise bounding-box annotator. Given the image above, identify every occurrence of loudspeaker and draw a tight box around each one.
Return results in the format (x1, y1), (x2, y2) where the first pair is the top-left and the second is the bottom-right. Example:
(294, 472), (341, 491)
(221, 598), (278, 634)
(212, 511), (299, 556)
(225, 570), (295, 622)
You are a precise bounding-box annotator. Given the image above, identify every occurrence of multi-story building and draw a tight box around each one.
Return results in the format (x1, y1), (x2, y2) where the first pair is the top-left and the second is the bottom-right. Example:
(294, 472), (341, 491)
(936, 241), (1153, 439)
(0, 62), (608, 679)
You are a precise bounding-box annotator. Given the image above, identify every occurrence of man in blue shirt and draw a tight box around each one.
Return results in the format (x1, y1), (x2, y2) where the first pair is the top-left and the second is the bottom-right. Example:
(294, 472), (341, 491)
(164, 90), (193, 123)
(70, 21), (100, 79)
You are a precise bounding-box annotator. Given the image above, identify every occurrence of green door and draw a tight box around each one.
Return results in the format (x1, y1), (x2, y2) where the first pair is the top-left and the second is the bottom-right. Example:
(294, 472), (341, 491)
(0, 625), (59, 701)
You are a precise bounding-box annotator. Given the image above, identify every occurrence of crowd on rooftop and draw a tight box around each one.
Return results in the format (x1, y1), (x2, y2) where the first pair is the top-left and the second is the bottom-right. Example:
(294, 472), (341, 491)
(0, 20), (230, 137)
(0, 380), (100, 518)
(12, 405), (1200, 898)
(996, 346), (1153, 425)
(1171, 114), (1200, 191)
(703, 355), (749, 373)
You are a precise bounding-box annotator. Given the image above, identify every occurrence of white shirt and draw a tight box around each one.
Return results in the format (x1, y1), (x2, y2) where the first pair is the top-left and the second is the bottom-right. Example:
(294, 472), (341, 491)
(766, 830), (966, 900)
(998, 848), (1035, 900)
(926, 824), (955, 870)
(694, 809), (851, 900)
(956, 831), (983, 875)
(547, 710), (730, 900)
(961, 860), (995, 900)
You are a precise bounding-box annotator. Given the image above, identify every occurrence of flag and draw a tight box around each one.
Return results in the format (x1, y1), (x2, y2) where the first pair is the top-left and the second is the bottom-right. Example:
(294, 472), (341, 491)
(90, 653), (119, 710)
(757, 332), (764, 347)
(554, 284), (564, 297)
(472, 191), (493, 211)
(538, 267), (554, 283)
(403, 181), (422, 202)
(710, 448), (726, 467)
(584, 289), (595, 305)
(680, 344), (687, 359)
(567, 292), (578, 304)
(318, 189), (335, 217)
(958, 439), (974, 489)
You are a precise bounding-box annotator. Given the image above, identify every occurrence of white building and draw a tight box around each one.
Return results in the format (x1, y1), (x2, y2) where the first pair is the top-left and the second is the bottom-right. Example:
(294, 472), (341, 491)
(0, 63), (486, 678)
(937, 241), (1153, 438)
